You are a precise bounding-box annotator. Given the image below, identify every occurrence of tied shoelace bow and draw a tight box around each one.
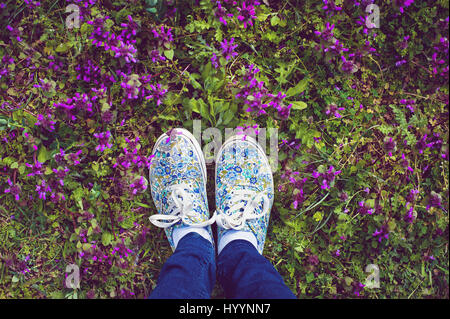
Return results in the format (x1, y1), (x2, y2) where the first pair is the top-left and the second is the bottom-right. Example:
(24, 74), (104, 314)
(149, 183), (270, 230)
(215, 188), (270, 230)
(149, 183), (216, 228)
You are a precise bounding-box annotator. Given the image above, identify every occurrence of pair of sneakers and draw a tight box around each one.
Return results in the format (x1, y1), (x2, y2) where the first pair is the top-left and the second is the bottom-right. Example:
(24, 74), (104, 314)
(148, 128), (274, 255)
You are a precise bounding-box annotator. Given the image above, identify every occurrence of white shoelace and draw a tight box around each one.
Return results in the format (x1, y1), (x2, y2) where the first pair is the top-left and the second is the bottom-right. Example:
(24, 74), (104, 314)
(215, 188), (270, 230)
(149, 183), (216, 228)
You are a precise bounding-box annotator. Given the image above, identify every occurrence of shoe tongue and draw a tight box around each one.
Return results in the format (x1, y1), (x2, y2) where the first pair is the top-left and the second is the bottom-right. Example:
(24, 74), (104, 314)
(163, 179), (201, 214)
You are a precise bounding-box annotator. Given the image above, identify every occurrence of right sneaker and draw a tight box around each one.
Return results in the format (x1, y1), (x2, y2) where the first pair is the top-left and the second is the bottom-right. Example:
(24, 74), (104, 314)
(214, 134), (274, 254)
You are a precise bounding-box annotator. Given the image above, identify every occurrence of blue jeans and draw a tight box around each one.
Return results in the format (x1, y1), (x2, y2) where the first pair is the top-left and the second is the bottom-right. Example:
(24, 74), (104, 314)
(149, 232), (296, 299)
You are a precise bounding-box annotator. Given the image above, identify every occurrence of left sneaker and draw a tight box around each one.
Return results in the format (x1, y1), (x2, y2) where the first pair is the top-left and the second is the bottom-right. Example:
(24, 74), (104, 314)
(148, 128), (215, 251)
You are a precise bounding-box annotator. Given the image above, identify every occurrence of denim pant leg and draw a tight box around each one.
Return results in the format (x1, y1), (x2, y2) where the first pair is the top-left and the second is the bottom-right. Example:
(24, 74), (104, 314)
(149, 232), (216, 299)
(217, 239), (296, 299)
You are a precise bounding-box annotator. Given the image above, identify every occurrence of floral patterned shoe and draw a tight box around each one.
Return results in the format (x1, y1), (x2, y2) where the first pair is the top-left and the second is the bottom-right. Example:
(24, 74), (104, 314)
(215, 134), (274, 254)
(148, 128), (215, 251)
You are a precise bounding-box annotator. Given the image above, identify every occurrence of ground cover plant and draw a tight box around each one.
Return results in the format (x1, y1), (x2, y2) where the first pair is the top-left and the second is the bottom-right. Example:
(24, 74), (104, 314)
(0, 0), (448, 299)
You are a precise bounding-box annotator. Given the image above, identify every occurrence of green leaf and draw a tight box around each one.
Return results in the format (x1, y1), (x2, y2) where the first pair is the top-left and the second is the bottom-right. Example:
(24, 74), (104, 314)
(55, 43), (72, 53)
(286, 78), (309, 97)
(290, 101), (308, 110)
(306, 272), (315, 283)
(38, 146), (50, 163)
(164, 49), (174, 60)
(222, 110), (234, 125)
(102, 232), (113, 246)
(270, 16), (280, 26)
(135, 202), (151, 208)
(50, 291), (65, 299)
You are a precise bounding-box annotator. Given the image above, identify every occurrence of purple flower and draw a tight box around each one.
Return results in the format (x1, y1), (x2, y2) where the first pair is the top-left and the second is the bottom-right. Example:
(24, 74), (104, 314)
(93, 131), (113, 152)
(67, 150), (83, 166)
(150, 50), (166, 63)
(384, 137), (397, 156)
(121, 81), (140, 100)
(276, 103), (292, 120)
(341, 56), (357, 73)
(220, 38), (239, 60)
(24, 0), (41, 9)
(34, 79), (52, 92)
(145, 83), (167, 106)
(396, 0), (414, 13)
(280, 138), (301, 150)
(113, 41), (137, 63)
(6, 25), (22, 42)
(399, 35), (410, 50)
(214, 1), (234, 25)
(404, 205), (415, 223)
(292, 189), (305, 209)
(325, 103), (345, 118)
(4, 178), (21, 201)
(52, 167), (70, 186)
(120, 15), (139, 39)
(152, 25), (174, 48)
(211, 53), (219, 68)
(314, 22), (335, 42)
(400, 98), (415, 113)
(358, 201), (374, 215)
(87, 16), (121, 51)
(353, 282), (365, 297)
(244, 91), (269, 115)
(47, 55), (64, 72)
(75, 60), (113, 85)
(401, 153), (414, 173)
(35, 179), (52, 200)
(312, 165), (341, 190)
(406, 189), (419, 203)
(0, 64), (9, 79)
(35, 113), (56, 132)
(54, 93), (93, 122)
(322, 0), (342, 15)
(268, 92), (286, 109)
(25, 161), (44, 177)
(129, 176), (148, 195)
(325, 38), (349, 56)
(372, 226), (389, 243)
(416, 134), (433, 154)
(237, 2), (257, 29)
(395, 59), (407, 67)
(426, 192), (442, 210)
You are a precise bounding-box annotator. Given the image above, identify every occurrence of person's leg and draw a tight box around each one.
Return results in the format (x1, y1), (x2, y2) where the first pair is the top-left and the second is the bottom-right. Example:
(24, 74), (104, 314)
(217, 238), (296, 299)
(214, 134), (296, 299)
(149, 232), (216, 299)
